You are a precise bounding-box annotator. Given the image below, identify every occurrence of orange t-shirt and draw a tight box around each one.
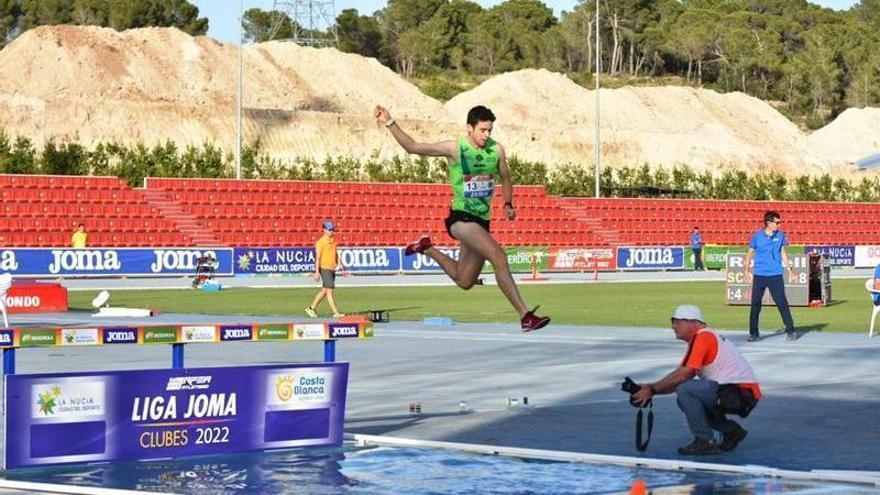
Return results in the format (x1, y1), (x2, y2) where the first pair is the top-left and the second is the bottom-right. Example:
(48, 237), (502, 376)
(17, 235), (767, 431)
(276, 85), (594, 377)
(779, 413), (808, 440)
(315, 234), (338, 270)
(682, 332), (762, 399)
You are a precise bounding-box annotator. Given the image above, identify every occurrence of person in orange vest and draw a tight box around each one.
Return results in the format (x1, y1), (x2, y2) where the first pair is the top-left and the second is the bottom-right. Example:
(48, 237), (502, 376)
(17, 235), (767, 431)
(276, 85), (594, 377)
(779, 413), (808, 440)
(632, 305), (760, 455)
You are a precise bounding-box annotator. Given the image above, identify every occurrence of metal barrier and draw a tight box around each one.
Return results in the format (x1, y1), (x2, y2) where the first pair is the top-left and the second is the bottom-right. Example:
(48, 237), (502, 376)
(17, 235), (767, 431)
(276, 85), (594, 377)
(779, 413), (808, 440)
(0, 320), (374, 375)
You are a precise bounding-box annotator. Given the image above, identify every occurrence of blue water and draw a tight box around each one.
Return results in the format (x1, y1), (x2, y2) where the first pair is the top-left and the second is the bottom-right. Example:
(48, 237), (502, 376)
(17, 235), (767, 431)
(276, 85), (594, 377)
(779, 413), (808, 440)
(2, 445), (874, 494)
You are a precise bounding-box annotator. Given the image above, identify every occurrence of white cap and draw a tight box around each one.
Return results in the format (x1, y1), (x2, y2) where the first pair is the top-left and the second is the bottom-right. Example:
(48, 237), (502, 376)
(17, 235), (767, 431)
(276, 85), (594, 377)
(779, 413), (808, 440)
(672, 304), (704, 322)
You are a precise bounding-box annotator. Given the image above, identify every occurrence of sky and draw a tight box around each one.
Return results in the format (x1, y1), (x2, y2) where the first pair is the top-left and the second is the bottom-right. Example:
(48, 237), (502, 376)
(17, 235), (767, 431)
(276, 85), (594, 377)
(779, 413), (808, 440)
(192, 0), (861, 45)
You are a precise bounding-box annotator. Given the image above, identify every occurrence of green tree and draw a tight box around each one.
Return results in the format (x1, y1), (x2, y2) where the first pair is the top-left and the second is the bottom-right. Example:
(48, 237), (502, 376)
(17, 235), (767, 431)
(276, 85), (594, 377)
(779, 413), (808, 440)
(6, 136), (38, 174)
(336, 9), (388, 62)
(71, 0), (110, 25)
(425, 0), (483, 71)
(107, 0), (207, 35)
(380, 0), (446, 73)
(41, 140), (87, 176)
(17, 0), (72, 32)
(243, 8), (293, 43)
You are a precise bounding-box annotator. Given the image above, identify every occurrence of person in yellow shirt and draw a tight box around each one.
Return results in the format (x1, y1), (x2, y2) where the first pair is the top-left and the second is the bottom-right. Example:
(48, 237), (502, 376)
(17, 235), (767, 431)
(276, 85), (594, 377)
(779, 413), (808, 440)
(305, 220), (349, 318)
(71, 223), (88, 248)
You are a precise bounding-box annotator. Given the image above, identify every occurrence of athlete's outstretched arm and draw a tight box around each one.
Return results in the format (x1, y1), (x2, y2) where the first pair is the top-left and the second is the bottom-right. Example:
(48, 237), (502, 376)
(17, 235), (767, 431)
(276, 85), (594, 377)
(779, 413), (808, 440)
(374, 105), (456, 159)
(497, 143), (516, 221)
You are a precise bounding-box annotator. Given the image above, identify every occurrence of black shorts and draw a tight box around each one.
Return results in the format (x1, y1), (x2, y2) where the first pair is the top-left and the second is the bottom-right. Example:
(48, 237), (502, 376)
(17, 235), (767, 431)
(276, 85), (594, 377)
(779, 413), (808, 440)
(444, 209), (491, 240)
(319, 268), (336, 289)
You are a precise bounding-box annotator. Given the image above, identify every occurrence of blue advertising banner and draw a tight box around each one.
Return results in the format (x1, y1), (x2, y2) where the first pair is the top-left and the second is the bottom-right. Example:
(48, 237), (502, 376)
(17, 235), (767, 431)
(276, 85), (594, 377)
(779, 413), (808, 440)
(616, 246), (685, 270)
(4, 363), (349, 469)
(338, 247), (401, 273)
(234, 247), (315, 274)
(400, 247), (461, 272)
(0, 248), (233, 277)
(805, 245), (855, 266)
(234, 247), (402, 274)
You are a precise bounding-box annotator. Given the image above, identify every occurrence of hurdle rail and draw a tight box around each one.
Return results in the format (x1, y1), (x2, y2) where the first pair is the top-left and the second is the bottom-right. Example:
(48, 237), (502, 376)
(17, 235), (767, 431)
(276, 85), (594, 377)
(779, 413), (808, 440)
(0, 320), (374, 375)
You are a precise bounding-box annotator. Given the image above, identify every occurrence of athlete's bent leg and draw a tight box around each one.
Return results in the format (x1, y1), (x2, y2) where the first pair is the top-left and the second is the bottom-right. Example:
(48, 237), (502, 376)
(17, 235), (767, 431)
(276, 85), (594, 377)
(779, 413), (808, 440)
(453, 222), (529, 316)
(448, 242), (485, 290)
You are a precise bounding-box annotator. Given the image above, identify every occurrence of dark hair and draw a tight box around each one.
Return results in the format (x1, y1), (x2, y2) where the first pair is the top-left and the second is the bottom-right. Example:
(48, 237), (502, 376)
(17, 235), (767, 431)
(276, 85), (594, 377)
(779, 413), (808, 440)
(763, 210), (780, 224)
(693, 226), (699, 230)
(77, 223), (85, 228)
(466, 105), (496, 127)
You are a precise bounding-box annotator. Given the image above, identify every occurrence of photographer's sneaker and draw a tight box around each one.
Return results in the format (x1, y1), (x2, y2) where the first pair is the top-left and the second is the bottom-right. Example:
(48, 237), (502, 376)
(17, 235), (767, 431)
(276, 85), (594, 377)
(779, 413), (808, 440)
(305, 307), (318, 318)
(677, 438), (721, 455)
(405, 235), (432, 256)
(720, 427), (748, 452)
(521, 307), (550, 332)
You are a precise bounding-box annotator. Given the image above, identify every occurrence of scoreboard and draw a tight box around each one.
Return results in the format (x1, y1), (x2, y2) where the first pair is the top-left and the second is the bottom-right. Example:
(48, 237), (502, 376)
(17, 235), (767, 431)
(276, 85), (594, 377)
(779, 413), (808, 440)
(725, 254), (810, 306)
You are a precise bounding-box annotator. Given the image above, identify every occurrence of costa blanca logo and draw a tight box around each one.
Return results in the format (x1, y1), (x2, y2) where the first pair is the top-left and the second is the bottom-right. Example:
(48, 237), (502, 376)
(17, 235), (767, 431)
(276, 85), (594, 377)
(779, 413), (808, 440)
(269, 371), (331, 405)
(274, 375), (295, 401)
(328, 324), (358, 339)
(181, 325), (217, 343)
(5, 295), (40, 308)
(32, 381), (105, 419)
(220, 325), (252, 341)
(61, 328), (99, 346)
(49, 250), (121, 274)
(166, 376), (212, 391)
(150, 250), (218, 273)
(293, 324), (325, 340)
(0, 330), (14, 345)
(102, 327), (138, 344)
(339, 249), (391, 269)
(0, 250), (18, 271)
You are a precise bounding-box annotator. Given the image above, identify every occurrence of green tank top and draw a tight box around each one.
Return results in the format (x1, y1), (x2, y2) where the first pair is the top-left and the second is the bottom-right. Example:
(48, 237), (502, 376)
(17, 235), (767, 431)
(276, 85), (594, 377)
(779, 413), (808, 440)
(449, 137), (499, 221)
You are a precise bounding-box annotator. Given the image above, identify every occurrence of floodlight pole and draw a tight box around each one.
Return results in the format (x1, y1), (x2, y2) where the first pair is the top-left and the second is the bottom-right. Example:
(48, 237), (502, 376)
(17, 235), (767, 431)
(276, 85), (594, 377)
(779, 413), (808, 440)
(236, 0), (243, 180)
(594, 0), (601, 198)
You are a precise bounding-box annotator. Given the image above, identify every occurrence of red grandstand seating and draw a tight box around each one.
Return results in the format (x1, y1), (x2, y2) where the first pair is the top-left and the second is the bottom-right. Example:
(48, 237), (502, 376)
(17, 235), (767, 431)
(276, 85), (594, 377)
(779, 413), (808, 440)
(556, 197), (880, 246)
(143, 177), (605, 248)
(7, 174), (879, 249)
(0, 174), (191, 247)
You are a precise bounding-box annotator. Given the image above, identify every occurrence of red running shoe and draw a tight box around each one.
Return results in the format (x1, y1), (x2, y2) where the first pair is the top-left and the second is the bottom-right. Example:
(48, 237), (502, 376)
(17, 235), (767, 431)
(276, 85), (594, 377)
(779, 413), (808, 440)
(521, 306), (550, 332)
(405, 235), (433, 256)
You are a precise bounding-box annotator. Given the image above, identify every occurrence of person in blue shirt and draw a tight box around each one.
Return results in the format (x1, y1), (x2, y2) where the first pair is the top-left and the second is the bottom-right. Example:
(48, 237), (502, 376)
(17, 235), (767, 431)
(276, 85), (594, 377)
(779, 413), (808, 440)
(690, 227), (704, 271)
(744, 211), (796, 342)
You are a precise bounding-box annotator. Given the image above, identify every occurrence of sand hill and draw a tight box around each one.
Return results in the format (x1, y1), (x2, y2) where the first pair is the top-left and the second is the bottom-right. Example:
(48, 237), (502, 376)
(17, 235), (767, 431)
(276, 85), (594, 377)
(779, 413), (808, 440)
(0, 25), (876, 175)
(808, 108), (880, 163)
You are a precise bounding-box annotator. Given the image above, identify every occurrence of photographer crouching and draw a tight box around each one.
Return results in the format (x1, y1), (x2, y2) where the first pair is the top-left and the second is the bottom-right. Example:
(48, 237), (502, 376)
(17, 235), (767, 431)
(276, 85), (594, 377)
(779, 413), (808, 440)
(630, 305), (761, 455)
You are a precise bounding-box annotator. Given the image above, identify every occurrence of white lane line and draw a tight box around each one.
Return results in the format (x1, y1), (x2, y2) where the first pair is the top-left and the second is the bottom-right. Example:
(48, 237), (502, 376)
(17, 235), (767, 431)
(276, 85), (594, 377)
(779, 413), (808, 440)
(0, 480), (173, 495)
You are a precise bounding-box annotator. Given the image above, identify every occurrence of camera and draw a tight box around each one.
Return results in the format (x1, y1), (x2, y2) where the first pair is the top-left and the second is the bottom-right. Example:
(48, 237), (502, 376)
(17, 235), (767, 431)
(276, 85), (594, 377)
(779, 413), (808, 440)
(621, 376), (648, 407)
(621, 377), (654, 451)
(621, 376), (640, 395)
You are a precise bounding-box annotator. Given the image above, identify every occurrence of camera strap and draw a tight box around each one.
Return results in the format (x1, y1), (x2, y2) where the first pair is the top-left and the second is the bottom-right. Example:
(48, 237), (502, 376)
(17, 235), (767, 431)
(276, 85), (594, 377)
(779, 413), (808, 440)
(635, 402), (653, 452)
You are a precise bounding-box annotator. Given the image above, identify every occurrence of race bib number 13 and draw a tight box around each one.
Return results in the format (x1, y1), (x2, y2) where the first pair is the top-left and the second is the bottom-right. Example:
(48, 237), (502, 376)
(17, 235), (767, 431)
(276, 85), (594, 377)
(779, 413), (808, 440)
(464, 174), (494, 198)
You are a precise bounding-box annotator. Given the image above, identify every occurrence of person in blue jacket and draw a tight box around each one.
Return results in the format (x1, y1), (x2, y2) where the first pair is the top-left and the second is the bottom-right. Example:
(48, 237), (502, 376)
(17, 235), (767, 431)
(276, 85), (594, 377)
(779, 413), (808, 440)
(744, 211), (796, 341)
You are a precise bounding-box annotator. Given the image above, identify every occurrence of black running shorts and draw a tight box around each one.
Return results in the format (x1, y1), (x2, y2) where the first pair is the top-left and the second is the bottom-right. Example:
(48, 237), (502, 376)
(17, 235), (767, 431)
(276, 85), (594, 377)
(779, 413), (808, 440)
(444, 209), (491, 240)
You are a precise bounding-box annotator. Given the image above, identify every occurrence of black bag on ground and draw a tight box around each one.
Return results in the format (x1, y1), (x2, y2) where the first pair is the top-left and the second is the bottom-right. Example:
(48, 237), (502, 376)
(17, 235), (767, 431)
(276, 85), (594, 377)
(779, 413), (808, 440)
(716, 384), (758, 418)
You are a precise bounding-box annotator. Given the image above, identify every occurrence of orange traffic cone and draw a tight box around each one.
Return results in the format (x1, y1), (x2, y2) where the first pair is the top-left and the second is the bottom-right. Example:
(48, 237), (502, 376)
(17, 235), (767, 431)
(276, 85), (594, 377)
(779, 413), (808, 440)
(628, 479), (647, 495)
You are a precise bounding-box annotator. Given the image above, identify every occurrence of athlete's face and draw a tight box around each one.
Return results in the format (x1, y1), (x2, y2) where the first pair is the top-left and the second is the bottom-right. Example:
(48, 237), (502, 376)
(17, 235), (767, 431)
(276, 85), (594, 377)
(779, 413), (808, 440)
(467, 120), (493, 148)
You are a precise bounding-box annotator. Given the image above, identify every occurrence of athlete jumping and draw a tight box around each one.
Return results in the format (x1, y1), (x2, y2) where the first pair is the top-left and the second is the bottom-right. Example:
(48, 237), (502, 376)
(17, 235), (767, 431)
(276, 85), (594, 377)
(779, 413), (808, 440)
(374, 104), (550, 331)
